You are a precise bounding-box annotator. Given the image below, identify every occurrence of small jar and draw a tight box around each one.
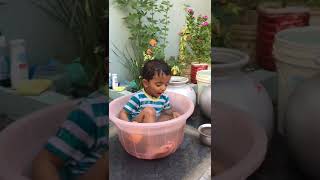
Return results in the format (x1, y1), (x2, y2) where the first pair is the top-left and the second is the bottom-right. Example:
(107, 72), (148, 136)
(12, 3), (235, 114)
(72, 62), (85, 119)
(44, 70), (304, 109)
(112, 73), (118, 90)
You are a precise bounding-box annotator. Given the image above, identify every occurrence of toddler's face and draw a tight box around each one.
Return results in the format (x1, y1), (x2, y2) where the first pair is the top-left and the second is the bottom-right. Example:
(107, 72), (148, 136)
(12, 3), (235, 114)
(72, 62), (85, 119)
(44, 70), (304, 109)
(143, 72), (171, 98)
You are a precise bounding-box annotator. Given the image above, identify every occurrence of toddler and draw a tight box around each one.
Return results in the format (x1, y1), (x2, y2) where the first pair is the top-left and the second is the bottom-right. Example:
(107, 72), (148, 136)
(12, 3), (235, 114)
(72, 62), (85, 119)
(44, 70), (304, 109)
(119, 59), (180, 123)
(118, 59), (181, 159)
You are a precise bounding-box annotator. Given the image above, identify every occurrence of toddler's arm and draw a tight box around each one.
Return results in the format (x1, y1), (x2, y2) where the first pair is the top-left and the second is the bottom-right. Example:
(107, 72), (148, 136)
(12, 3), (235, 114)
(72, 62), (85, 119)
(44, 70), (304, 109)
(162, 108), (180, 118)
(32, 149), (64, 180)
(119, 109), (129, 121)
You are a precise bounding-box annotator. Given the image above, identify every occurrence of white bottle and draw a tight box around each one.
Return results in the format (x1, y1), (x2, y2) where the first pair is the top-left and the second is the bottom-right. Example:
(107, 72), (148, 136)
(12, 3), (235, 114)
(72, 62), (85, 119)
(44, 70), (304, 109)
(0, 36), (9, 81)
(109, 73), (112, 89)
(112, 73), (118, 90)
(9, 39), (28, 89)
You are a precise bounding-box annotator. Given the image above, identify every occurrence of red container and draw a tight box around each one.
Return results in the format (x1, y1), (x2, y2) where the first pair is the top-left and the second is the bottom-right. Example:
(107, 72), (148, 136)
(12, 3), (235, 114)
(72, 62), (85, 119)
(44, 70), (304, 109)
(256, 5), (310, 71)
(191, 63), (208, 84)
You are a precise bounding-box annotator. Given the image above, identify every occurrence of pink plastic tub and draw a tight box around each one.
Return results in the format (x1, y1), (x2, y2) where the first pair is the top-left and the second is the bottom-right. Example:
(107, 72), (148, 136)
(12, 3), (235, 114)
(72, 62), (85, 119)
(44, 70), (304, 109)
(109, 92), (195, 160)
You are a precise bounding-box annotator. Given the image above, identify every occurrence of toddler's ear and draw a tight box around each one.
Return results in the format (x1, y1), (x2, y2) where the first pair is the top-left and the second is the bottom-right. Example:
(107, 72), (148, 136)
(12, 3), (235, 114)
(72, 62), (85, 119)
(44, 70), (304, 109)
(142, 79), (149, 87)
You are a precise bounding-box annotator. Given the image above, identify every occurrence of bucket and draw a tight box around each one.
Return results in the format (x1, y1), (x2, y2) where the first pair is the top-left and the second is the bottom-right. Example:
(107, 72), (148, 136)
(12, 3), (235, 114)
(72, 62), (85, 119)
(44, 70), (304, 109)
(196, 70), (211, 104)
(256, 3), (310, 71)
(191, 63), (208, 84)
(273, 26), (320, 135)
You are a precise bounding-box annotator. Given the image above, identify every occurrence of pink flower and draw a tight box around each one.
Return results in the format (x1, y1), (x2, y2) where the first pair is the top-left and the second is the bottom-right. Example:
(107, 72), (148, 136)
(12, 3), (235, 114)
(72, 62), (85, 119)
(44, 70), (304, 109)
(201, 21), (209, 26)
(187, 7), (194, 15)
(203, 15), (208, 19)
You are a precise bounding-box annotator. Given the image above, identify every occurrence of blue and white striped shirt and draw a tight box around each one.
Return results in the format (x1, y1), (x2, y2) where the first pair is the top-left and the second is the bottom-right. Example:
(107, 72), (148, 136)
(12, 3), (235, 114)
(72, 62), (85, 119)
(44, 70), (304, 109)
(123, 89), (171, 121)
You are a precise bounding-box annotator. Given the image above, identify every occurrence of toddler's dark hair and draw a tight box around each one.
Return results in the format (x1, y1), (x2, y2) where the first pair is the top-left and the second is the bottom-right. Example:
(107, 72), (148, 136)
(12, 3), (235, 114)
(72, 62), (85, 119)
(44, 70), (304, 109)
(141, 59), (171, 80)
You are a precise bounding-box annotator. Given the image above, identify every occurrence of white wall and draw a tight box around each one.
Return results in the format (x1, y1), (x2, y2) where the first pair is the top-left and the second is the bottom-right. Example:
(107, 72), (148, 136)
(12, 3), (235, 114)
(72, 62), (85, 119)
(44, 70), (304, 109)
(0, 0), (79, 65)
(109, 0), (211, 82)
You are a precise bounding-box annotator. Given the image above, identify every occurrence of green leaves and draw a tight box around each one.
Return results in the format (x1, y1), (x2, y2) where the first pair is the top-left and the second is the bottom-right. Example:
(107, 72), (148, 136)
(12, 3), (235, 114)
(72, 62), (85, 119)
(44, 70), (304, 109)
(179, 7), (211, 64)
(32, 0), (107, 90)
(113, 0), (172, 89)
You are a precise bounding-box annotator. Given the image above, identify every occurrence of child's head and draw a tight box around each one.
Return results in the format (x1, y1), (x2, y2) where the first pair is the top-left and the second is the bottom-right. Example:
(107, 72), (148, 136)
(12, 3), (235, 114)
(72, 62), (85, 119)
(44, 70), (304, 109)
(141, 59), (171, 98)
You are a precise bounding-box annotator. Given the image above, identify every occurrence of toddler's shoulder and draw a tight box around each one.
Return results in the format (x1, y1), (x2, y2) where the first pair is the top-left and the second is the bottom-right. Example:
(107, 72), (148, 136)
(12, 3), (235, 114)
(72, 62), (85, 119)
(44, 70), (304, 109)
(74, 96), (108, 123)
(160, 92), (170, 100)
(131, 90), (145, 99)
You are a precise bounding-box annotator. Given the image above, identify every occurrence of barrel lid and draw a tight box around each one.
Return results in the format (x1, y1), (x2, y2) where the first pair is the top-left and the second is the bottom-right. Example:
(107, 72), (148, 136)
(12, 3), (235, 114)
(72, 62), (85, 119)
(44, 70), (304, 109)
(275, 26), (320, 50)
(196, 70), (211, 82)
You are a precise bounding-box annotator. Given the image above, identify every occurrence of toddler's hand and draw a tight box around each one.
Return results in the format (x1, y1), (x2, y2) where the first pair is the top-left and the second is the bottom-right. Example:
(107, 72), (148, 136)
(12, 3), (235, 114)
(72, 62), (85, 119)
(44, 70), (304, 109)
(173, 112), (180, 118)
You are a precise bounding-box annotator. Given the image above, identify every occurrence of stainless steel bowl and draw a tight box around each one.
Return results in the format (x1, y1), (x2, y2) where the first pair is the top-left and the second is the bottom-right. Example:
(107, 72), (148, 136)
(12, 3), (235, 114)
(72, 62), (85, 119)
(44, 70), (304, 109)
(198, 124), (211, 146)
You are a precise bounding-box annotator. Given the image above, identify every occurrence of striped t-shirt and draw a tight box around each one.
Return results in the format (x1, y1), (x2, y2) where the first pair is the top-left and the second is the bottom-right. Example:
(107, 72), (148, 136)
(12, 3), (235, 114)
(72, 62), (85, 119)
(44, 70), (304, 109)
(45, 96), (108, 177)
(123, 89), (171, 121)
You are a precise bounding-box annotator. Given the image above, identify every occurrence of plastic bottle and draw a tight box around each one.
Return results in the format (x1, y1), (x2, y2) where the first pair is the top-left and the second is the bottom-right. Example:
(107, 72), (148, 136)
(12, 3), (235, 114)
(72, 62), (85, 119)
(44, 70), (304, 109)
(112, 73), (118, 90)
(9, 39), (28, 89)
(0, 35), (10, 86)
(109, 73), (112, 89)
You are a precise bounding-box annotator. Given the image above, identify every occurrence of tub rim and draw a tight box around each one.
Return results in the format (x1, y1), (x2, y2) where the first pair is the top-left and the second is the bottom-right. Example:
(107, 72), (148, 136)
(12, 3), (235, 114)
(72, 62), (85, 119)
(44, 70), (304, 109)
(109, 91), (195, 128)
(213, 101), (268, 180)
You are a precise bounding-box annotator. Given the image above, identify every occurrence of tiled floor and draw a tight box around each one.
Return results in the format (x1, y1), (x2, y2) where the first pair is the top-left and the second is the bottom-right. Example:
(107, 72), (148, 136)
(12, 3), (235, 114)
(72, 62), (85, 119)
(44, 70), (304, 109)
(199, 167), (211, 180)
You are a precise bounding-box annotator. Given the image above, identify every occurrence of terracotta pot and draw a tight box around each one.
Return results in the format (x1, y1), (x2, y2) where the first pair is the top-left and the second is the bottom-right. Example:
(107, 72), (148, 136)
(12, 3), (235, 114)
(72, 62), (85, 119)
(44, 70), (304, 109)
(190, 63), (208, 84)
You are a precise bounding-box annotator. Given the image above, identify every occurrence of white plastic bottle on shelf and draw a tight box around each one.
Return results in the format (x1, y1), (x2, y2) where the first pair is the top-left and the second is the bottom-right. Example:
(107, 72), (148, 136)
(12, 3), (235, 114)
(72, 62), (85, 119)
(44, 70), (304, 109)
(109, 73), (112, 89)
(112, 73), (118, 90)
(0, 36), (9, 84)
(9, 39), (28, 89)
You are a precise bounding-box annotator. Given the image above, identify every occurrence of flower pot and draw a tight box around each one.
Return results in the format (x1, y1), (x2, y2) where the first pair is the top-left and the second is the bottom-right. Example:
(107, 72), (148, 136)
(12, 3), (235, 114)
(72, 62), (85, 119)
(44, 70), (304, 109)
(256, 3), (310, 71)
(180, 64), (191, 82)
(190, 63), (208, 84)
(166, 76), (196, 105)
(212, 47), (274, 139)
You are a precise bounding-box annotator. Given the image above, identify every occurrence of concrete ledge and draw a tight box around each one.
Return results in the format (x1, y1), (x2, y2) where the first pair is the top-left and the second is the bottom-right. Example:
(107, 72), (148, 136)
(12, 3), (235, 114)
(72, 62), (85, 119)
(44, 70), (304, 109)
(0, 86), (71, 119)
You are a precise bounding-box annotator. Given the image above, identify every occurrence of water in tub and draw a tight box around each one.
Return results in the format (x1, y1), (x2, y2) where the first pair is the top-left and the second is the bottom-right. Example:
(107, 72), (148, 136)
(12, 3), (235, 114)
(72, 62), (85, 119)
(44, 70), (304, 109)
(121, 111), (183, 159)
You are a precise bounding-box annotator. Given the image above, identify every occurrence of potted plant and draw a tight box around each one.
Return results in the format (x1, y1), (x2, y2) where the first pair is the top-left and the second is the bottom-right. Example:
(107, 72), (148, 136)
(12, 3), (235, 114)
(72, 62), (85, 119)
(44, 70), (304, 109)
(112, 0), (172, 91)
(179, 5), (211, 84)
(31, 0), (107, 95)
(217, 0), (258, 65)
(304, 0), (320, 25)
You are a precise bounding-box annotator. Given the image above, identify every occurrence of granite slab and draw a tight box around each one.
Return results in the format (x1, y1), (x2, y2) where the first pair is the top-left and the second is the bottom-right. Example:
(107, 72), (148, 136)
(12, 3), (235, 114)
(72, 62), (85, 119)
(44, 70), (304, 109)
(109, 125), (211, 180)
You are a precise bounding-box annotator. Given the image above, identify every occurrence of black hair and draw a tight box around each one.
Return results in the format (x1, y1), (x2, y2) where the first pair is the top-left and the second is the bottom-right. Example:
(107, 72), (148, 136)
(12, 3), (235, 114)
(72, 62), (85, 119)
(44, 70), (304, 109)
(141, 59), (171, 80)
